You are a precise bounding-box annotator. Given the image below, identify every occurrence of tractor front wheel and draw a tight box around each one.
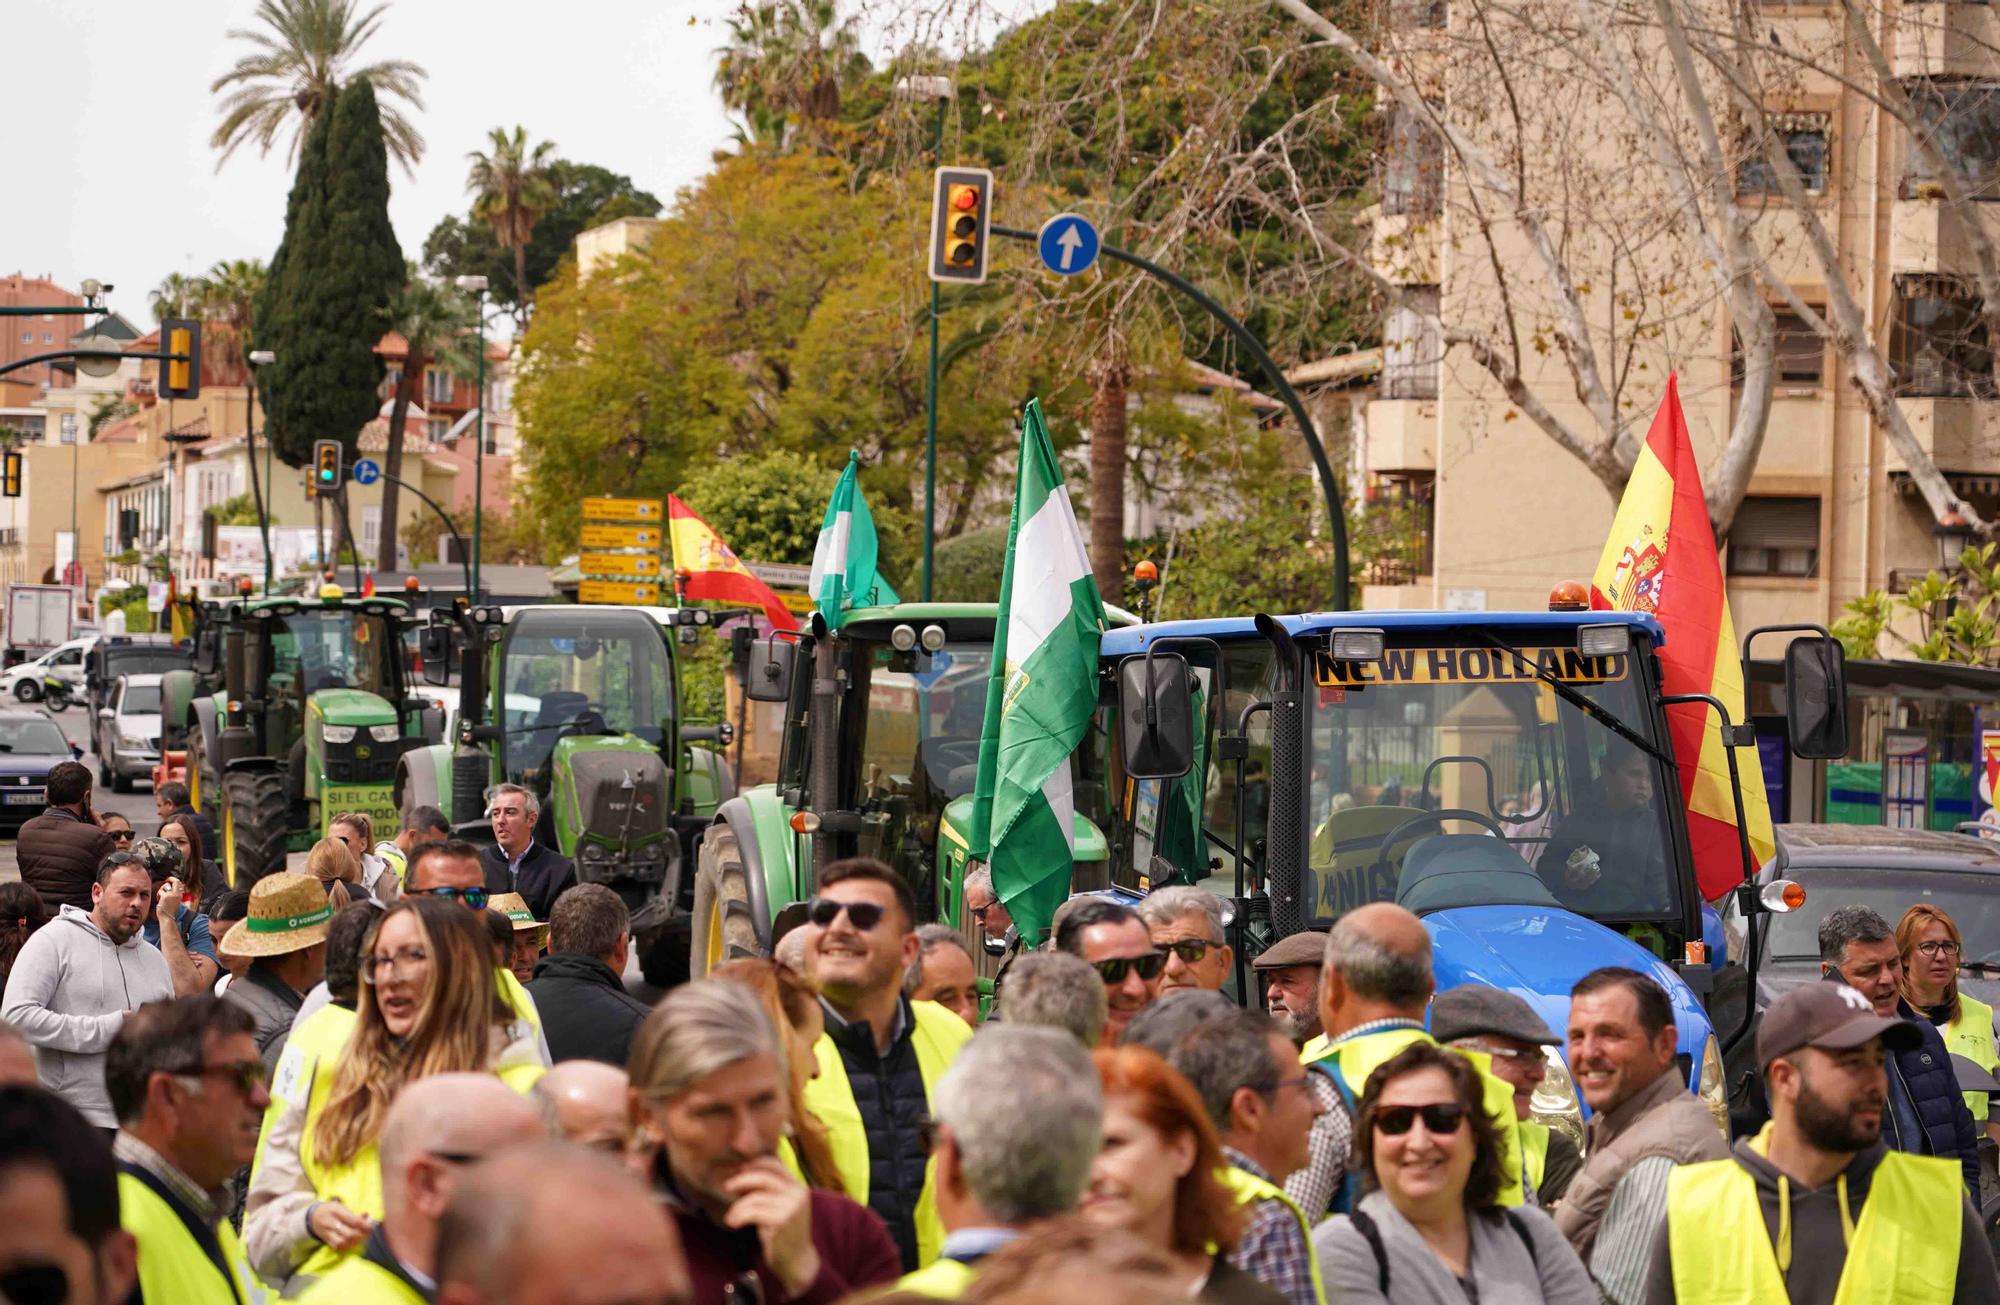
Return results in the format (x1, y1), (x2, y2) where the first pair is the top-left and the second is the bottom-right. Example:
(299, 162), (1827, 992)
(221, 771), (290, 886)
(690, 825), (762, 977)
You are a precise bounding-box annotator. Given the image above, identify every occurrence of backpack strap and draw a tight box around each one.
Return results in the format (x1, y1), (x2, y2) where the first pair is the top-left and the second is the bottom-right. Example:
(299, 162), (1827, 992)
(1501, 1208), (1540, 1270)
(1348, 1209), (1390, 1295)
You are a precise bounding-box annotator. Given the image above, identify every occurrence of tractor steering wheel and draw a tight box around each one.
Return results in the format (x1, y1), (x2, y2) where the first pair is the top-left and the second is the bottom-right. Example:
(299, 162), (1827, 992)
(1369, 808), (1512, 878)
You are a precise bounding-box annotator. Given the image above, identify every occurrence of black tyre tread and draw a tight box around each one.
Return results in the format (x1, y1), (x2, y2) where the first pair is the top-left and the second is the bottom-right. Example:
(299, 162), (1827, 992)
(223, 770), (291, 885)
(14, 681), (36, 702)
(692, 828), (763, 975)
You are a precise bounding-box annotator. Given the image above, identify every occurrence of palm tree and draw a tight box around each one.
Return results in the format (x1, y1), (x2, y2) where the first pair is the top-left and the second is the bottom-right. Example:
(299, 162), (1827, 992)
(210, 0), (427, 171)
(378, 269), (476, 571)
(466, 127), (559, 325)
(150, 272), (209, 324)
(198, 259), (269, 384)
(713, 0), (868, 150)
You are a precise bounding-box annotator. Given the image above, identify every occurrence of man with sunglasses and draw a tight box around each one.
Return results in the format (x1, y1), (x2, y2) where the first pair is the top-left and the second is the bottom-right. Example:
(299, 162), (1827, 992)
(800, 858), (974, 1272)
(1138, 886), (1235, 995)
(0, 1085), (139, 1305)
(105, 996), (270, 1303)
(1053, 897), (1163, 1046)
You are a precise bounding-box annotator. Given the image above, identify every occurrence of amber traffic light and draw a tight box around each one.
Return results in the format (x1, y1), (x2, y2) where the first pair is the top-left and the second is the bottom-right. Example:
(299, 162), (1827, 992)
(929, 167), (993, 285)
(0, 450), (19, 499)
(162, 319), (201, 400)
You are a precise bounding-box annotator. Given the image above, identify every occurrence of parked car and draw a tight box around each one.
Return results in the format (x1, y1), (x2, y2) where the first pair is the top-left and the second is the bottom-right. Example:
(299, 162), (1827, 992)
(0, 709), (82, 830)
(0, 637), (89, 703)
(93, 673), (163, 793)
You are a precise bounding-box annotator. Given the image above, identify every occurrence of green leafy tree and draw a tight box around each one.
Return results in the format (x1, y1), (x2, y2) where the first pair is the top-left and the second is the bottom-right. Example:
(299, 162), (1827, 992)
(378, 267), (476, 570)
(210, 0), (426, 170)
(466, 127), (559, 326)
(677, 453), (828, 566)
(150, 273), (207, 323)
(205, 494), (265, 527)
(420, 160), (661, 312)
(199, 258), (268, 383)
(1833, 546), (2000, 666)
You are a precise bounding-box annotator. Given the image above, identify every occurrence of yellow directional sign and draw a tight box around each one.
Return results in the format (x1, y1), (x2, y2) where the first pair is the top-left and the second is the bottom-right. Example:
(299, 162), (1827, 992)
(579, 580), (662, 605)
(580, 552), (662, 578)
(778, 590), (816, 615)
(582, 497), (663, 522)
(580, 524), (661, 549)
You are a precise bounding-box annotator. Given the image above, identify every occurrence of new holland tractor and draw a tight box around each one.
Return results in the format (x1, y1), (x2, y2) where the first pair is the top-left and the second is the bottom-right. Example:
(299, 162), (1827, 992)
(175, 589), (437, 885)
(400, 603), (736, 984)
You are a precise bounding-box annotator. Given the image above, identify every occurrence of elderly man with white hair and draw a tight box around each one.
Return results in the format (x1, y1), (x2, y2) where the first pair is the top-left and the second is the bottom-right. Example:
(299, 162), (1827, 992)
(1138, 886), (1235, 994)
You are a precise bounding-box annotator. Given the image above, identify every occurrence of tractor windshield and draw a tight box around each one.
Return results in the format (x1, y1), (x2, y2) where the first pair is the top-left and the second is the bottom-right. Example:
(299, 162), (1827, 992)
(267, 611), (392, 700)
(495, 608), (675, 785)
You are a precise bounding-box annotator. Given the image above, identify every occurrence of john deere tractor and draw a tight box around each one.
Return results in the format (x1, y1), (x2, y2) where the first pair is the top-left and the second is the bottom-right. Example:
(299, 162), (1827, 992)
(398, 604), (735, 984)
(179, 589), (437, 884)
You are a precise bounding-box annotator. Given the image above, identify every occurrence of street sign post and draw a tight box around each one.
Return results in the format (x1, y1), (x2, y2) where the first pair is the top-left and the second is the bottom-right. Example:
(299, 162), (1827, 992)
(580, 524), (661, 550)
(582, 497), (663, 522)
(579, 579), (662, 605)
(1037, 214), (1101, 277)
(579, 552), (662, 578)
(351, 458), (381, 486)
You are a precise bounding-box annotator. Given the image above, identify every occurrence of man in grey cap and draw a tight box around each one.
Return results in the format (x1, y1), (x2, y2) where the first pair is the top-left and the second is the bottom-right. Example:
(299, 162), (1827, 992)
(1642, 982), (2000, 1304)
(1433, 983), (1581, 1206)
(1252, 932), (1347, 1218)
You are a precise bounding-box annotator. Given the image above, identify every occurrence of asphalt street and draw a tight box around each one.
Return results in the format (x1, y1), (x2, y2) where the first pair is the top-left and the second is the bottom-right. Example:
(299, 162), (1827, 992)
(0, 703), (162, 884)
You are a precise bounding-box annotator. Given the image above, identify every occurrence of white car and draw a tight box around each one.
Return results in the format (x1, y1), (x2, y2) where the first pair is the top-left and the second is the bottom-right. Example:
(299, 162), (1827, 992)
(1, 637), (89, 703)
(95, 673), (163, 793)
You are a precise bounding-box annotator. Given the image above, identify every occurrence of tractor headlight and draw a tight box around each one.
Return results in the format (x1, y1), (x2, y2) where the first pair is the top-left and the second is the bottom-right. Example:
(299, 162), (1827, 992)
(580, 843), (609, 865)
(322, 726), (356, 744)
(1530, 1046), (1587, 1155)
(368, 724), (400, 743)
(1697, 1034), (1729, 1139)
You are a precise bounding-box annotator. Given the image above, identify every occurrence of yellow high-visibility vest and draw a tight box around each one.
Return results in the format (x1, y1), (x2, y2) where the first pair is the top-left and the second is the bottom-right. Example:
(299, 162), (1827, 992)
(802, 1000), (972, 1267)
(1520, 1120), (1550, 1196)
(894, 1257), (979, 1299)
(1218, 1165), (1328, 1305)
(293, 1253), (426, 1305)
(119, 1171), (269, 1305)
(1665, 1132), (1961, 1304)
(1943, 994), (1998, 1124)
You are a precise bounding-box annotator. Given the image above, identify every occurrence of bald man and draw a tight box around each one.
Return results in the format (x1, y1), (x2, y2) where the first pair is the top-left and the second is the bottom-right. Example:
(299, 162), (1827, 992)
(295, 1074), (546, 1304)
(532, 1061), (630, 1154)
(435, 1144), (690, 1305)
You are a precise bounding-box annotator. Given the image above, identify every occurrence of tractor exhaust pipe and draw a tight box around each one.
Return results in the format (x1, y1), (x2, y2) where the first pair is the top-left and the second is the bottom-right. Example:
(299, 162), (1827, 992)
(1256, 614), (1308, 939)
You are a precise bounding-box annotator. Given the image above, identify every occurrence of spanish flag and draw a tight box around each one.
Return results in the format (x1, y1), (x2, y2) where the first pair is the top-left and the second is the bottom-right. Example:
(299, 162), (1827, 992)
(1590, 375), (1774, 902)
(665, 495), (799, 632)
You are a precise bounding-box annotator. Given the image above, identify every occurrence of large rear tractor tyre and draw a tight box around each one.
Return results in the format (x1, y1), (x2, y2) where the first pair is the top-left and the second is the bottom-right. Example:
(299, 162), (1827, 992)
(690, 826), (762, 977)
(221, 771), (290, 887)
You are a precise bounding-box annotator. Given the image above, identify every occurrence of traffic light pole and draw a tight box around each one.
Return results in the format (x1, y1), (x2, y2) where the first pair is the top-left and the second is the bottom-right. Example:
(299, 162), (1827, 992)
(374, 470), (473, 599)
(921, 96), (947, 603)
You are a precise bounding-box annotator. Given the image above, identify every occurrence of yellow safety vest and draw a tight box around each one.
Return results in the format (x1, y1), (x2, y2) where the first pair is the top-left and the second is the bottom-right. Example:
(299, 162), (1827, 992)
(496, 966), (544, 1042)
(119, 1171), (269, 1305)
(293, 1251), (427, 1305)
(1218, 1165), (1328, 1305)
(1944, 995), (1998, 1125)
(1666, 1134), (1961, 1305)
(894, 1257), (979, 1299)
(803, 1000), (973, 1268)
(1299, 1033), (1330, 1064)
(251, 1004), (358, 1189)
(1520, 1121), (1550, 1196)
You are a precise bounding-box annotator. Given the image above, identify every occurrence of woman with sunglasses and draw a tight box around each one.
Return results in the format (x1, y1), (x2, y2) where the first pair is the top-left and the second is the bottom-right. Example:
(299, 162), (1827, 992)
(1898, 902), (2000, 1142)
(1085, 1045), (1288, 1304)
(1313, 1042), (1593, 1304)
(241, 896), (545, 1290)
(715, 957), (843, 1191)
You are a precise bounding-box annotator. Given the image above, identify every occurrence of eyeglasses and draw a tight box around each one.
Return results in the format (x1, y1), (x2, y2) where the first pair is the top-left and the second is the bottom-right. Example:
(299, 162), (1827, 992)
(188, 1059), (268, 1097)
(361, 946), (431, 984)
(1917, 940), (1962, 959)
(1262, 1075), (1315, 1100)
(807, 898), (885, 931)
(1159, 939), (1221, 965)
(1092, 951), (1165, 984)
(0, 1262), (68, 1305)
(1372, 1102), (1467, 1136)
(420, 886), (488, 911)
(965, 898), (1000, 922)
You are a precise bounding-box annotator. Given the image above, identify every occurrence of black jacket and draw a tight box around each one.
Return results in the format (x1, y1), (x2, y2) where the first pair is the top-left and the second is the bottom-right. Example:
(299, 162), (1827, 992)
(527, 952), (650, 1065)
(164, 804), (217, 869)
(822, 997), (932, 1272)
(480, 840), (577, 921)
(18, 806), (116, 913)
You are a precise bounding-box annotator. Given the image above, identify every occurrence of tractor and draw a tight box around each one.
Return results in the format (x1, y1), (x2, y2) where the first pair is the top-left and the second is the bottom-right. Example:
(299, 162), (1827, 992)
(401, 603), (736, 985)
(177, 588), (437, 884)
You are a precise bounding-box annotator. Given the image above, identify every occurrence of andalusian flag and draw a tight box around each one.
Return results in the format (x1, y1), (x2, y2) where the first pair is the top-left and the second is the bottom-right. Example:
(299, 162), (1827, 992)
(1591, 375), (1774, 901)
(810, 451), (900, 629)
(966, 399), (1107, 944)
(665, 495), (799, 631)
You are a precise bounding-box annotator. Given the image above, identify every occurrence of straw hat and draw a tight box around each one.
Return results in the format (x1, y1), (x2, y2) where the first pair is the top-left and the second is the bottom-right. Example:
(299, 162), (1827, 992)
(219, 872), (333, 958)
(490, 892), (550, 948)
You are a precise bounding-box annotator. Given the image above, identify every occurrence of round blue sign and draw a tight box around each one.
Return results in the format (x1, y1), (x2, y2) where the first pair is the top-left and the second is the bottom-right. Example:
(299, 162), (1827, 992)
(1037, 214), (1101, 277)
(352, 458), (381, 485)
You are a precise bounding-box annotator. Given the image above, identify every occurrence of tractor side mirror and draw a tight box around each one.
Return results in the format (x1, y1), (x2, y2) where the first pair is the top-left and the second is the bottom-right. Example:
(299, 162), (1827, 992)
(1784, 636), (1849, 760)
(420, 626), (453, 687)
(741, 638), (797, 704)
(192, 629), (220, 677)
(1119, 652), (1195, 780)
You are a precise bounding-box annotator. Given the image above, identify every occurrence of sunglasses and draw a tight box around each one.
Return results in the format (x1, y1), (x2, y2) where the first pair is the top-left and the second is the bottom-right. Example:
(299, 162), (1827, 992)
(108, 829), (135, 842)
(420, 886), (489, 910)
(1092, 951), (1165, 984)
(190, 1059), (268, 1097)
(1159, 939), (1219, 964)
(1372, 1102), (1467, 1136)
(807, 898), (885, 931)
(0, 1263), (67, 1305)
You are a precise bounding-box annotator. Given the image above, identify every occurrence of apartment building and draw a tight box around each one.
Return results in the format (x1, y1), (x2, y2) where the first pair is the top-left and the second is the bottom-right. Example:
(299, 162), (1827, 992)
(0, 273), (83, 392)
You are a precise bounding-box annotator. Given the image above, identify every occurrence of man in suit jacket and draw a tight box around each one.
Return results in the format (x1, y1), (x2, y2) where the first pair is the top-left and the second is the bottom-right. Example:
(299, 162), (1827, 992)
(480, 782), (577, 921)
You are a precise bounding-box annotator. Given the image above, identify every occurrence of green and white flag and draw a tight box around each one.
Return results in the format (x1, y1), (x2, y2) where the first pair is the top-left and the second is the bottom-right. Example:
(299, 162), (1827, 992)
(810, 450), (900, 629)
(967, 399), (1108, 945)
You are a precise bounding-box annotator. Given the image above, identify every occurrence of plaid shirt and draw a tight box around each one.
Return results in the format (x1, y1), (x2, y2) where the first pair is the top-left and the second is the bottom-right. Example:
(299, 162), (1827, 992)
(1224, 1149), (1318, 1305)
(1283, 1070), (1349, 1220)
(114, 1131), (226, 1227)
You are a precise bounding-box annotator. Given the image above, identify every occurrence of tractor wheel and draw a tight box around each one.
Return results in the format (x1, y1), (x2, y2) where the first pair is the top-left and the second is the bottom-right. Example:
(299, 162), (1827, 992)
(221, 771), (290, 887)
(690, 825), (763, 976)
(186, 749), (204, 816)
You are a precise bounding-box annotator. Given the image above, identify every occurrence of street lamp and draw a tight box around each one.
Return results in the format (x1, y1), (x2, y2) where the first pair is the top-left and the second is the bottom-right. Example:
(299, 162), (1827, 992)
(894, 74), (955, 601)
(247, 349), (276, 592)
(455, 275), (489, 603)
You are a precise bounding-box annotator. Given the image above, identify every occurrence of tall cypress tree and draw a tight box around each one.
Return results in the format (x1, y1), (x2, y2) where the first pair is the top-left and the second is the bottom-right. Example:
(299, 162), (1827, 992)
(254, 96), (333, 465)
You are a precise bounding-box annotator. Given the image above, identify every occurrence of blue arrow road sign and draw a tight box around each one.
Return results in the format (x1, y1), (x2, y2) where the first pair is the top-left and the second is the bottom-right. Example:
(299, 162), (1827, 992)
(352, 458), (381, 486)
(1037, 214), (1101, 277)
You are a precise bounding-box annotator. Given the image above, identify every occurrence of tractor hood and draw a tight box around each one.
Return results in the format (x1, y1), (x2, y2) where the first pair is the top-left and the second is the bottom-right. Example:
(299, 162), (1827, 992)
(1425, 904), (1713, 1060)
(310, 689), (399, 728)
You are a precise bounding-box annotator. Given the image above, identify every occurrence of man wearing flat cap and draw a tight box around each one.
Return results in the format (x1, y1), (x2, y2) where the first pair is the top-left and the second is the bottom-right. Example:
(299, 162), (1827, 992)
(1252, 931), (1347, 1217)
(1643, 983), (2000, 1304)
(1434, 984), (1581, 1206)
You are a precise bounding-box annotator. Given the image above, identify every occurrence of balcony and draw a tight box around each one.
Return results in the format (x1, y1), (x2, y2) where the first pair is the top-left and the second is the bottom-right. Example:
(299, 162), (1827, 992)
(1882, 396), (2000, 471)
(1364, 396), (1438, 472)
(1892, 4), (2000, 79)
(1891, 198), (2000, 273)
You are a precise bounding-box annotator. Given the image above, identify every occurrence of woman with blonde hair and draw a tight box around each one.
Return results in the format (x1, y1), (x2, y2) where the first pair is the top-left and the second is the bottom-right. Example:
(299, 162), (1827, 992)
(1898, 901), (2000, 1139)
(330, 810), (399, 900)
(306, 836), (363, 910)
(713, 956), (842, 1190)
(242, 897), (543, 1288)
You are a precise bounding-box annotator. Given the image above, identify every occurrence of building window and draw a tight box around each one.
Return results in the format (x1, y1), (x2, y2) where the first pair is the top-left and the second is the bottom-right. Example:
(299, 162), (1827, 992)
(17, 332), (28, 344)
(59, 415), (76, 446)
(1728, 497), (1821, 577)
(1733, 309), (1826, 388)
(1904, 80), (2000, 199)
(381, 366), (403, 399)
(361, 506), (381, 557)
(40, 333), (51, 344)
(1381, 106), (1444, 218)
(425, 368), (454, 405)
(1382, 287), (1442, 400)
(1892, 274), (1997, 397)
(1739, 115), (1830, 194)
(427, 418), (449, 443)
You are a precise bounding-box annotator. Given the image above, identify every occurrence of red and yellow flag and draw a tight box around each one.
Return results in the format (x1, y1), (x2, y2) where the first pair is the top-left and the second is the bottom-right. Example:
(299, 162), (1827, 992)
(665, 495), (799, 632)
(1591, 375), (1773, 902)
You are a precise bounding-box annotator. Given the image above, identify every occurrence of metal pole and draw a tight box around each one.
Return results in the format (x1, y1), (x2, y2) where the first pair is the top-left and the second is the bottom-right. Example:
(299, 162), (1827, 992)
(922, 96), (946, 603)
(472, 291), (486, 604)
(379, 471), (473, 598)
(247, 371), (272, 593)
(989, 225), (1353, 609)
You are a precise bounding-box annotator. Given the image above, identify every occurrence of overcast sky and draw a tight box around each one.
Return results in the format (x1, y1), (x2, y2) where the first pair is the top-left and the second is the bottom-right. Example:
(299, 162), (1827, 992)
(0, 0), (759, 333)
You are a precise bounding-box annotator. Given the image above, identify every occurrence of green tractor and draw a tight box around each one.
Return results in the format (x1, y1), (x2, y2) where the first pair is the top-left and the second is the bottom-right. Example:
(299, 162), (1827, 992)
(692, 602), (1132, 975)
(178, 590), (438, 885)
(401, 603), (736, 984)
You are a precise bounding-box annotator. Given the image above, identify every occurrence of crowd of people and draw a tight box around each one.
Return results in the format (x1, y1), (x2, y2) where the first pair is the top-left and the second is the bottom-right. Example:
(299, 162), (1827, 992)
(1, 760), (1998, 1305)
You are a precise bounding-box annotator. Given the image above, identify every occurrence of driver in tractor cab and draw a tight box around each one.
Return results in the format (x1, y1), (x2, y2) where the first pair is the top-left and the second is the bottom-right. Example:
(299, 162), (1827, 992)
(1536, 747), (1666, 916)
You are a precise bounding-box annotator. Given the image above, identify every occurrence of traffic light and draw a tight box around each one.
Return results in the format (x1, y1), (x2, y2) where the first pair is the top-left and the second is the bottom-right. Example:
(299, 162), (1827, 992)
(162, 319), (201, 400)
(1, 450), (20, 499)
(313, 440), (343, 494)
(929, 167), (994, 285)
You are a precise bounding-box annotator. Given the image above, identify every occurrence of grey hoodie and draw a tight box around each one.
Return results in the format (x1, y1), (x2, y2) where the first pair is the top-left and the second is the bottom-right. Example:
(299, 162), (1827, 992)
(0, 903), (173, 1126)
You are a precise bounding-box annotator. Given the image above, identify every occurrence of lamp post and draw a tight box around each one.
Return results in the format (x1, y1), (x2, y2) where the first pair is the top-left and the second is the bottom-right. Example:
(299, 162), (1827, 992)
(455, 275), (489, 603)
(897, 74), (954, 601)
(247, 349), (275, 592)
